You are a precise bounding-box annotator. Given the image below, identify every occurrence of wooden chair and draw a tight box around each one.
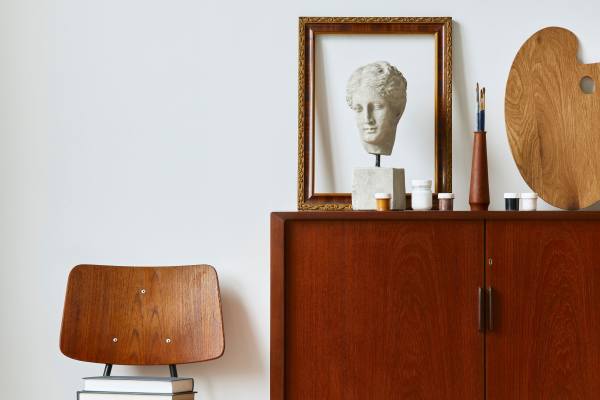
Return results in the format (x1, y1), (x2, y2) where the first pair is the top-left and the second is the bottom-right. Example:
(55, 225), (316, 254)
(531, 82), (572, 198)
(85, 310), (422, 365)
(60, 264), (225, 377)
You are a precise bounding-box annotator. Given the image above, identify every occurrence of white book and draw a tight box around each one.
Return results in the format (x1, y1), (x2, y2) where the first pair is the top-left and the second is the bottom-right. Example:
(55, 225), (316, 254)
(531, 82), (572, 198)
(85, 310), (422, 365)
(83, 376), (194, 394)
(77, 391), (194, 400)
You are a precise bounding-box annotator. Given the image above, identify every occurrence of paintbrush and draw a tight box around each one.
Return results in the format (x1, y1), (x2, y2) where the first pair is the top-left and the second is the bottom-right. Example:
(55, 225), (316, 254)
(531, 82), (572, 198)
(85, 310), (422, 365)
(481, 87), (486, 132)
(476, 83), (480, 131)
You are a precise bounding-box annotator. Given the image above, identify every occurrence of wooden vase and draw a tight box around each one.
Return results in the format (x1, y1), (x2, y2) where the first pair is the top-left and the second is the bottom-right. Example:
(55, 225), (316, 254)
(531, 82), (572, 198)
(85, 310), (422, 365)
(469, 131), (490, 211)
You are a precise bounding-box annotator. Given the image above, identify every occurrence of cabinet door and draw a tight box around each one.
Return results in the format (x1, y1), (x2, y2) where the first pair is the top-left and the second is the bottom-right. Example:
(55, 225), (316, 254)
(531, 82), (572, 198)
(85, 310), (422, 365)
(275, 220), (484, 400)
(486, 220), (600, 399)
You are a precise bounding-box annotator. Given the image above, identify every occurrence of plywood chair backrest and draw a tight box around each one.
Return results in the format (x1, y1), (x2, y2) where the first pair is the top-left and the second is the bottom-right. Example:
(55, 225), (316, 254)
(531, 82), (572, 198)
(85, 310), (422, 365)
(60, 265), (224, 365)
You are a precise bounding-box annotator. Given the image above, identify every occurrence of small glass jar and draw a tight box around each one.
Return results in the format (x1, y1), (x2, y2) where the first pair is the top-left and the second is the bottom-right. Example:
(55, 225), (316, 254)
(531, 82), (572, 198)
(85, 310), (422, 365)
(374, 192), (391, 211)
(504, 193), (520, 211)
(438, 193), (455, 211)
(520, 193), (538, 211)
(411, 180), (432, 211)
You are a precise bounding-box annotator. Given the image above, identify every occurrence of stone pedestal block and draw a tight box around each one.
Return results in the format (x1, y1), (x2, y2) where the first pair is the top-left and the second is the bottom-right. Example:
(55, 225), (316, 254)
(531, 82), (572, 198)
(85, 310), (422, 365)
(352, 167), (406, 210)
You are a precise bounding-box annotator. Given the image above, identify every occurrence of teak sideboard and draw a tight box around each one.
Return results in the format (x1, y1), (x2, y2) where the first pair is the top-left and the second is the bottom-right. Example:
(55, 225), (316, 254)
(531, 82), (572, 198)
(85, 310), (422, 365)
(271, 211), (600, 399)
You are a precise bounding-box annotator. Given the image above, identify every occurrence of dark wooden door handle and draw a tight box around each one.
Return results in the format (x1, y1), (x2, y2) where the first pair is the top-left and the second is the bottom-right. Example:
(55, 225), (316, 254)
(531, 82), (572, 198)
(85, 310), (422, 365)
(478, 287), (484, 332)
(488, 287), (494, 331)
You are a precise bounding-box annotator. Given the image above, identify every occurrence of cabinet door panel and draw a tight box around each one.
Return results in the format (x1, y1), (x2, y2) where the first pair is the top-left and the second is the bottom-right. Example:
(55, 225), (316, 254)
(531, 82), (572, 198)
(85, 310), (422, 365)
(487, 221), (600, 399)
(280, 220), (483, 400)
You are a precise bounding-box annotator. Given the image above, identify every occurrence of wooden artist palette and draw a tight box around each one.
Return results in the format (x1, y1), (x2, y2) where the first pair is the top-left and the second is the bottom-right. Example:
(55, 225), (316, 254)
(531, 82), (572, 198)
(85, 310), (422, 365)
(506, 27), (600, 209)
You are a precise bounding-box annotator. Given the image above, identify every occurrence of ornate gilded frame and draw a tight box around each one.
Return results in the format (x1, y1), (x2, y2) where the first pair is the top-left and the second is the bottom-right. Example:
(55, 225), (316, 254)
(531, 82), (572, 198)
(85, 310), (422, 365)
(297, 17), (453, 210)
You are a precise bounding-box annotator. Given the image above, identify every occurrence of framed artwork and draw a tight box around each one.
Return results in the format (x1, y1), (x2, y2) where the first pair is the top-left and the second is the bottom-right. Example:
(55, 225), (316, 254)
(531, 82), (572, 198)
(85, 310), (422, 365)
(297, 17), (452, 210)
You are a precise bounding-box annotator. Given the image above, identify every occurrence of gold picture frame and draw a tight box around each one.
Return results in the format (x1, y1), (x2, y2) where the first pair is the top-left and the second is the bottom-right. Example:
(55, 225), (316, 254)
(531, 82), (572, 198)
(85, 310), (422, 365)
(297, 17), (453, 210)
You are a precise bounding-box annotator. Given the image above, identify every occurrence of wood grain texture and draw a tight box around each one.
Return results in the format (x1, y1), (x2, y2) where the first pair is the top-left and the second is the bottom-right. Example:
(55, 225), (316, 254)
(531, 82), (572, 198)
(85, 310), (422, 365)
(60, 265), (224, 365)
(505, 27), (600, 210)
(486, 221), (600, 399)
(271, 214), (286, 397)
(272, 210), (600, 222)
(469, 132), (490, 211)
(272, 217), (483, 399)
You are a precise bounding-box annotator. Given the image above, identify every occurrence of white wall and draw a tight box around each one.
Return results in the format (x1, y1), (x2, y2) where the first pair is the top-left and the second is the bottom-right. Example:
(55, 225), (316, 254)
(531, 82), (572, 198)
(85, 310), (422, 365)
(1, 0), (600, 398)
(314, 34), (436, 193)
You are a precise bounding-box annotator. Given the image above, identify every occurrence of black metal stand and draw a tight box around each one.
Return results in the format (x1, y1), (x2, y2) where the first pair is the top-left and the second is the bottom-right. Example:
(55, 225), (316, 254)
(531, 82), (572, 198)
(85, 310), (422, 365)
(375, 154), (381, 167)
(101, 363), (177, 377)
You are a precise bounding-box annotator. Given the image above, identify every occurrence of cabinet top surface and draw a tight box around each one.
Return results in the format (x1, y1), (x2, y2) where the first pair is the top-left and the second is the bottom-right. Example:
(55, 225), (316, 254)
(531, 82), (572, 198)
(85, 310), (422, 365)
(272, 211), (600, 221)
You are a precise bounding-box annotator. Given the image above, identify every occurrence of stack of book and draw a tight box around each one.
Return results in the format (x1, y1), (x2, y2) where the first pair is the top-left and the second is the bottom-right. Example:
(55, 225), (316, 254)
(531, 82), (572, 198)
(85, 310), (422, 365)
(77, 376), (195, 399)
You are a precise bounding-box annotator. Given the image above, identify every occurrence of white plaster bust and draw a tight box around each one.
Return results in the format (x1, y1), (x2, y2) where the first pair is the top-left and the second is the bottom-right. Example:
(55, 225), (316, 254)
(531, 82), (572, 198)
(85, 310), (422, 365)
(346, 61), (407, 156)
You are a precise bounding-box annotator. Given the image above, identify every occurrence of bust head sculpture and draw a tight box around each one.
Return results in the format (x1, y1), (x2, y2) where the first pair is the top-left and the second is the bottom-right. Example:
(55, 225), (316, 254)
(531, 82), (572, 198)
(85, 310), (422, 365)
(346, 61), (407, 156)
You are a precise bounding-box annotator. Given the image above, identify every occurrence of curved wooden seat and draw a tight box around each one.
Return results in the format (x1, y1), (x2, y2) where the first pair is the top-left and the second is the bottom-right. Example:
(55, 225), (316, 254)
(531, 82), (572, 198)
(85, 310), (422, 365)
(60, 264), (224, 367)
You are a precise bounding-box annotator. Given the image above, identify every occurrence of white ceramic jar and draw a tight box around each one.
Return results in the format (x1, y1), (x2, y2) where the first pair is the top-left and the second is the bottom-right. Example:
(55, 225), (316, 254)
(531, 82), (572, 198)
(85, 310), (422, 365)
(520, 193), (538, 211)
(411, 179), (432, 211)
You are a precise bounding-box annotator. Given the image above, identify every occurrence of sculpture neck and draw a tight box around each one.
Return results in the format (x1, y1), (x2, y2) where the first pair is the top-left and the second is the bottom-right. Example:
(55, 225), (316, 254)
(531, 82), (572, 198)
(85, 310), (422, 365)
(362, 142), (393, 156)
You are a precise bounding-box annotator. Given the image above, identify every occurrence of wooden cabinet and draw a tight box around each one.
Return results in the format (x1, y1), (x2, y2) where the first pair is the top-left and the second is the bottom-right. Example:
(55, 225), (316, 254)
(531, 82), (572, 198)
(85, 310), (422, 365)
(486, 220), (600, 399)
(271, 212), (600, 399)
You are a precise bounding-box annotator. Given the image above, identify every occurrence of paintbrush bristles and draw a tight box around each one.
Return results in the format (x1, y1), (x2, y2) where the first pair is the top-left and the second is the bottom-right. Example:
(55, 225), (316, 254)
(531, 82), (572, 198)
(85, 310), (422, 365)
(479, 89), (485, 110)
(478, 89), (486, 111)
(476, 83), (486, 132)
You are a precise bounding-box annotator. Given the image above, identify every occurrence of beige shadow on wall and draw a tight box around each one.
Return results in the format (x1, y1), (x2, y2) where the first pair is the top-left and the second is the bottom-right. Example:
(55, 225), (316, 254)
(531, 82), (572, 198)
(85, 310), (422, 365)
(128, 287), (263, 399)
(185, 286), (264, 396)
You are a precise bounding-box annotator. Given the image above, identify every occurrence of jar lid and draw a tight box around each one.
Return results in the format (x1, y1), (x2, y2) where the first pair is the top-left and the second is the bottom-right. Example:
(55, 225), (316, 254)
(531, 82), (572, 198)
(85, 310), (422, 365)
(374, 192), (391, 199)
(437, 193), (455, 199)
(504, 193), (520, 198)
(411, 179), (432, 187)
(521, 192), (538, 199)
